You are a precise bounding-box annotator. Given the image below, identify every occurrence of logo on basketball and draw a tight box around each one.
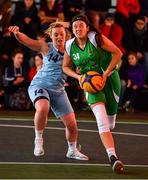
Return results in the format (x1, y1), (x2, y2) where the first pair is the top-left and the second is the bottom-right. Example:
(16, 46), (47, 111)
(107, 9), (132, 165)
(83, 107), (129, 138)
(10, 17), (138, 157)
(80, 71), (104, 93)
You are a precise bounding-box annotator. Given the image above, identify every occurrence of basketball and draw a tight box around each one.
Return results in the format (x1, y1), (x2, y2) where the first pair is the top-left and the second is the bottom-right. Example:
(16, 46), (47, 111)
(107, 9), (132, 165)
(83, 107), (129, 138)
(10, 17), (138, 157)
(79, 71), (104, 93)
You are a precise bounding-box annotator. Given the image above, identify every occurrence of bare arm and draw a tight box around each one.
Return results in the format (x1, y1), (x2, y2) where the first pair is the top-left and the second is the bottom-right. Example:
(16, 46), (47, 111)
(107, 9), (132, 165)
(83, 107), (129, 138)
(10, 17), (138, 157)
(101, 35), (123, 76)
(39, 10), (57, 23)
(39, 10), (64, 24)
(8, 26), (47, 53)
(63, 52), (81, 81)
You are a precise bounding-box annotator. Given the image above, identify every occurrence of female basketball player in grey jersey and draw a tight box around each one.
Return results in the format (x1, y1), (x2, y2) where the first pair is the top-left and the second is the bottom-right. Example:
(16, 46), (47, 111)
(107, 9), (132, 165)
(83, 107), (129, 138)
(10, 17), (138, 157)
(63, 14), (124, 173)
(8, 22), (88, 160)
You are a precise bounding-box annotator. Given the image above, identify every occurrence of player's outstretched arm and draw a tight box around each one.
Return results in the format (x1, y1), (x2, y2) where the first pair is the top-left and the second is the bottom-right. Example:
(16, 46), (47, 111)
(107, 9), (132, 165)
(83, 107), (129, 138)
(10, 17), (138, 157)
(8, 26), (43, 52)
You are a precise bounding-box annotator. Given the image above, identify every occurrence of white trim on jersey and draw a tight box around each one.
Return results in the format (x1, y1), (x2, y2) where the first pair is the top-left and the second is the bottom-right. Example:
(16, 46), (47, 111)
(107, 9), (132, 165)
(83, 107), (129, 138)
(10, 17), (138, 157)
(88, 31), (98, 48)
(65, 38), (75, 56)
(112, 89), (119, 103)
(66, 31), (98, 56)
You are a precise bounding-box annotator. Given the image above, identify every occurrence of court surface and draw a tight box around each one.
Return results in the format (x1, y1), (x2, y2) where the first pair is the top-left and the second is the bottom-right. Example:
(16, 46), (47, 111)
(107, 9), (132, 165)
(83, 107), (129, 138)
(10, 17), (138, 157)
(0, 118), (148, 165)
(0, 112), (148, 179)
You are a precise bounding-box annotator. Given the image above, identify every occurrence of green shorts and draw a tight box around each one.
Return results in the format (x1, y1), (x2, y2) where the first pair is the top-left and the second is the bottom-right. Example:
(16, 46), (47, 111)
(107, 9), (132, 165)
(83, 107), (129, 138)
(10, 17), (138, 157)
(84, 70), (121, 115)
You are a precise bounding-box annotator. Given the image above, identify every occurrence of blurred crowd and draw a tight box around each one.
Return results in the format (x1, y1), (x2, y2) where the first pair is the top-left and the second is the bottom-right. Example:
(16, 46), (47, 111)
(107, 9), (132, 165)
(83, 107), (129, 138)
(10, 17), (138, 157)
(0, 0), (148, 112)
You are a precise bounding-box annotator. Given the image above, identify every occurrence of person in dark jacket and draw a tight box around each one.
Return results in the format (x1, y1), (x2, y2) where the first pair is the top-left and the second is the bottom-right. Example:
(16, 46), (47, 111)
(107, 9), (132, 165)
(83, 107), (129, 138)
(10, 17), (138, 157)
(124, 15), (148, 83)
(115, 0), (140, 33)
(12, 0), (40, 38)
(3, 48), (29, 109)
(85, 0), (111, 18)
(123, 52), (145, 112)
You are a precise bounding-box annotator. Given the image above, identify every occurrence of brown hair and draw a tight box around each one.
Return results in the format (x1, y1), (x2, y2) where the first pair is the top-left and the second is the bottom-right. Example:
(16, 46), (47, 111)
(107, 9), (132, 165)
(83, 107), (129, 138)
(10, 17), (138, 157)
(127, 51), (138, 63)
(11, 48), (23, 58)
(71, 14), (89, 26)
(35, 53), (43, 60)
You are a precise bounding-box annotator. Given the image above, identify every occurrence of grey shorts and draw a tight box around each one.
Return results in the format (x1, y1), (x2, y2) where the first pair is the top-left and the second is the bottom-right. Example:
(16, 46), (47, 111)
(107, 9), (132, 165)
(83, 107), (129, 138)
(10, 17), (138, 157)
(28, 85), (74, 118)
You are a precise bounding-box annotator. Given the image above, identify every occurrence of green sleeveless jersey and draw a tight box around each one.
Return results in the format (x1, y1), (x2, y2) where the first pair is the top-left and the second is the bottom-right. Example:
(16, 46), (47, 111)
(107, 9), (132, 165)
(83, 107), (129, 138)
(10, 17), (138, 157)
(65, 31), (112, 75)
(66, 31), (120, 115)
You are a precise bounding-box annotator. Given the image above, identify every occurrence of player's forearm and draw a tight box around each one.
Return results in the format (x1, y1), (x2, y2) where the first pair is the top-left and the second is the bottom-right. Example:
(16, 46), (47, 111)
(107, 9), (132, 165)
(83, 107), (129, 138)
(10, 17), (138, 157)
(14, 31), (31, 45)
(63, 66), (80, 80)
(14, 31), (41, 52)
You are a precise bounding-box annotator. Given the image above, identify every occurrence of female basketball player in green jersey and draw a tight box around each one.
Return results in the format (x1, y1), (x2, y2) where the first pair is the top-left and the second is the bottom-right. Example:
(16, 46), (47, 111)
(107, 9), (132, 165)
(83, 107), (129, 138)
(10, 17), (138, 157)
(63, 14), (124, 173)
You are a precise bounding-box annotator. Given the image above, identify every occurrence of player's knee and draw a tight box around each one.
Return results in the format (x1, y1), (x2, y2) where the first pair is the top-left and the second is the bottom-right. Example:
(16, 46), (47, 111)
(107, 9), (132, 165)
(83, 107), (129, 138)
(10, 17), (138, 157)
(98, 123), (110, 134)
(92, 104), (110, 134)
(36, 105), (49, 117)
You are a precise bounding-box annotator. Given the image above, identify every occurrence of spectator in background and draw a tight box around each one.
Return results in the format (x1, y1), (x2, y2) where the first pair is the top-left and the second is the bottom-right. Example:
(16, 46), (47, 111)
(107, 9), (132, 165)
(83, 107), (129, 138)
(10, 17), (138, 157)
(63, 0), (83, 21)
(0, 28), (19, 68)
(28, 53), (43, 82)
(0, 0), (12, 32)
(39, 0), (64, 30)
(85, 0), (111, 20)
(100, 13), (125, 55)
(12, 0), (40, 38)
(139, 0), (148, 19)
(85, 10), (101, 32)
(124, 15), (148, 84)
(123, 52), (145, 112)
(12, 0), (41, 69)
(3, 48), (30, 110)
(0, 29), (19, 108)
(115, 0), (140, 33)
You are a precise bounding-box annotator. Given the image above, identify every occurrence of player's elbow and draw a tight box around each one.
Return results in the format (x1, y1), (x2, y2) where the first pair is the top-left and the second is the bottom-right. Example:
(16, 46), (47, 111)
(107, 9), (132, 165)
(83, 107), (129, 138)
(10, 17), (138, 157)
(62, 63), (66, 73)
(62, 61), (69, 74)
(114, 47), (123, 63)
(62, 65), (69, 76)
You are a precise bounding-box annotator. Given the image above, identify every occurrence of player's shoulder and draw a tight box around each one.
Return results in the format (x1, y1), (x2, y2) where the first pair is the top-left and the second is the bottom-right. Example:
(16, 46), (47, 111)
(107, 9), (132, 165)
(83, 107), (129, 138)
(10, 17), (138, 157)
(88, 31), (97, 38)
(40, 41), (52, 55)
(88, 31), (98, 48)
(65, 37), (75, 55)
(66, 37), (75, 47)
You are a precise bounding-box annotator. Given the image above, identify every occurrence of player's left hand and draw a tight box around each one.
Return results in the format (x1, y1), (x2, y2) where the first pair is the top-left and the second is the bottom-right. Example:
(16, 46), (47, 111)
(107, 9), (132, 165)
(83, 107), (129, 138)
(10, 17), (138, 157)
(8, 26), (19, 34)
